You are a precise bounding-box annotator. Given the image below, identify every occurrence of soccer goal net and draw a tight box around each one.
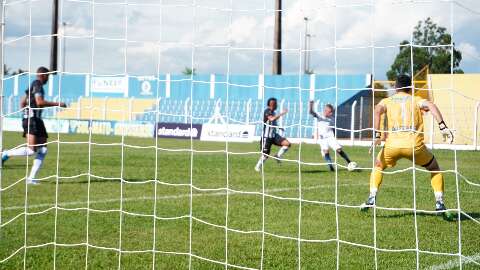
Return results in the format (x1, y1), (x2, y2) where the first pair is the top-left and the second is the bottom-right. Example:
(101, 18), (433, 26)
(1, 0), (479, 269)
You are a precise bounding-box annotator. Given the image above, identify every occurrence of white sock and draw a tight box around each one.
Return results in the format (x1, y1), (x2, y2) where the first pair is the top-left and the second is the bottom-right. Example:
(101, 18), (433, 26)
(276, 146), (289, 158)
(29, 159), (43, 180)
(369, 188), (378, 198)
(5, 147), (35, 157)
(255, 156), (267, 169)
(28, 147), (47, 180)
(434, 192), (444, 203)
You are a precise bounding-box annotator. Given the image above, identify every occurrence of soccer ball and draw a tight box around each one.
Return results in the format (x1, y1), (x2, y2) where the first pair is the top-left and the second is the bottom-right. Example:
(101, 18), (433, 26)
(347, 162), (358, 172)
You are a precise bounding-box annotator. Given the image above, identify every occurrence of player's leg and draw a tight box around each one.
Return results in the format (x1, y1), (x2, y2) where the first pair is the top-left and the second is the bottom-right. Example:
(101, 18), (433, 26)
(273, 135), (290, 162)
(2, 145), (35, 163)
(415, 146), (450, 217)
(322, 150), (335, 172)
(337, 148), (351, 164)
(361, 147), (395, 211)
(255, 138), (271, 172)
(319, 139), (334, 171)
(27, 135), (47, 185)
(2, 119), (36, 164)
(328, 137), (353, 165)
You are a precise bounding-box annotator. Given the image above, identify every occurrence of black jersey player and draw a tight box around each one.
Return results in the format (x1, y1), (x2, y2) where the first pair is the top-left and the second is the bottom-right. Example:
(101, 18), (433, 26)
(2, 67), (67, 184)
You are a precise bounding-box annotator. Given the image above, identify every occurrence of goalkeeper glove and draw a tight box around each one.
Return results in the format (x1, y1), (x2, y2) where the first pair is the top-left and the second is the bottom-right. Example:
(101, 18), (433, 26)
(438, 121), (454, 144)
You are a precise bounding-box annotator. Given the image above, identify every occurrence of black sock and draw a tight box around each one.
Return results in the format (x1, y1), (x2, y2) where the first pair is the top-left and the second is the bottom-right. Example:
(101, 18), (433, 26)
(338, 150), (351, 164)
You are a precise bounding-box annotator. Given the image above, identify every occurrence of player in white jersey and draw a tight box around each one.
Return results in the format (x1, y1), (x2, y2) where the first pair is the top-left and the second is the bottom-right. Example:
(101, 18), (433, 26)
(309, 101), (355, 171)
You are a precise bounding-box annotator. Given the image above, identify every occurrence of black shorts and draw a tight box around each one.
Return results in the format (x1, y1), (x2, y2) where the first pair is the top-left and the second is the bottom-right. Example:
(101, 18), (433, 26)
(261, 134), (286, 155)
(22, 118), (48, 138)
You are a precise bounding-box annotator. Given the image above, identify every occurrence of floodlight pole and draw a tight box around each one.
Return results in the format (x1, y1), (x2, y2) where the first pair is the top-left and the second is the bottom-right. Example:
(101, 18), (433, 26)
(272, 0), (282, 75)
(50, 0), (59, 73)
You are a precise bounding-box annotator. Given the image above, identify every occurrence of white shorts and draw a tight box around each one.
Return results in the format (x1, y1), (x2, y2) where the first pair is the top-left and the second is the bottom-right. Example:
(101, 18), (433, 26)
(319, 136), (342, 151)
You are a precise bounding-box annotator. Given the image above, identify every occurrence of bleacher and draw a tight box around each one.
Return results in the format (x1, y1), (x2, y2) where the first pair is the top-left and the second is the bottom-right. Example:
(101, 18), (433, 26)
(2, 73), (370, 139)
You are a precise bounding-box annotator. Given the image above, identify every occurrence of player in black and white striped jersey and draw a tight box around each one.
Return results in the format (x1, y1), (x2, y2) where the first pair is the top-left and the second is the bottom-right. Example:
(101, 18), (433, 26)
(255, 97), (291, 172)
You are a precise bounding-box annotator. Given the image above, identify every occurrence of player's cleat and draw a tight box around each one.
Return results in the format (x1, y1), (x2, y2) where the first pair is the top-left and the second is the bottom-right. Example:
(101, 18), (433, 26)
(254, 165), (261, 172)
(273, 155), (282, 164)
(360, 196), (376, 212)
(435, 201), (446, 212)
(1, 152), (8, 166)
(435, 201), (455, 221)
(328, 165), (335, 172)
(27, 178), (39, 185)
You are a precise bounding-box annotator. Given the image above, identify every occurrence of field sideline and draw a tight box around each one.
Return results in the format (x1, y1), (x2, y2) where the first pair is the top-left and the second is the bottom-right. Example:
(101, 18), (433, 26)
(0, 131), (479, 269)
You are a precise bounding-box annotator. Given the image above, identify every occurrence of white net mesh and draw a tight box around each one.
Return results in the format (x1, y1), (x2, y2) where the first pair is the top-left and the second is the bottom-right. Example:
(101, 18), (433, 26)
(1, 0), (480, 269)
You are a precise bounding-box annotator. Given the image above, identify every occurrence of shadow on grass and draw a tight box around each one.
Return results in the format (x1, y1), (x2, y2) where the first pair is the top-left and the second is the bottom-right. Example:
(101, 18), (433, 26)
(50, 177), (155, 185)
(374, 211), (480, 222)
(301, 169), (331, 174)
(1, 164), (29, 169)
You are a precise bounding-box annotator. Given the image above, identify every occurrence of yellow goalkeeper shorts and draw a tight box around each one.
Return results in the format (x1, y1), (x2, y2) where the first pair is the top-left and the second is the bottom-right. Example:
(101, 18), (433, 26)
(377, 145), (434, 168)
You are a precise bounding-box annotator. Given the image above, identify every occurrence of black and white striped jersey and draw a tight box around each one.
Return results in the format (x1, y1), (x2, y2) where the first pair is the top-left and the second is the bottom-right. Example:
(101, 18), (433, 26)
(263, 108), (278, 138)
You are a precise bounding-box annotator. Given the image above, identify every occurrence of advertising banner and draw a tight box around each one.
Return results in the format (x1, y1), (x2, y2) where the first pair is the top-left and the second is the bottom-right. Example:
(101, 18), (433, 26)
(3, 118), (23, 132)
(43, 119), (70, 134)
(201, 124), (256, 142)
(155, 122), (202, 140)
(90, 76), (129, 97)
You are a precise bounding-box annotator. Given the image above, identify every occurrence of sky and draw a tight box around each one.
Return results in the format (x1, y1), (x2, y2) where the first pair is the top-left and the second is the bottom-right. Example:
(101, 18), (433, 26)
(2, 0), (480, 79)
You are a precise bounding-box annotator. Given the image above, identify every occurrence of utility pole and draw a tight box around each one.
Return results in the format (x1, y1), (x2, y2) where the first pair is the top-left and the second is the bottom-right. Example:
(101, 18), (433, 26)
(272, 0), (282, 75)
(50, 0), (59, 73)
(303, 17), (309, 74)
(62, 22), (67, 73)
(306, 34), (312, 74)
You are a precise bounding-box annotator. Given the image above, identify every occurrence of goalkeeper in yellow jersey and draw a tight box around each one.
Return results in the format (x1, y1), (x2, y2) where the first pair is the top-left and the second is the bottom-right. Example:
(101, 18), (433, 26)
(360, 75), (454, 218)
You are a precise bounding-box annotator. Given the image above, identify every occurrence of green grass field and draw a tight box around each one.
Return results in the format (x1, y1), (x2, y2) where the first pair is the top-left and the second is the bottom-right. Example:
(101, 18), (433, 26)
(0, 131), (479, 269)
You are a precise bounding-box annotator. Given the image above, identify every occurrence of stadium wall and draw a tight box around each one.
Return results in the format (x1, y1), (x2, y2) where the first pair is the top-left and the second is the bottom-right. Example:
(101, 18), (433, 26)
(3, 74), (370, 139)
(2, 73), (368, 102)
(424, 74), (480, 149)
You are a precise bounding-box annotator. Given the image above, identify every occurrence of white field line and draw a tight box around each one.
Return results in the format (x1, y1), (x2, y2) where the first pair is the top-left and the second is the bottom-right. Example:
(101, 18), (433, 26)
(2, 181), (479, 212)
(1, 183), (365, 211)
(426, 253), (480, 270)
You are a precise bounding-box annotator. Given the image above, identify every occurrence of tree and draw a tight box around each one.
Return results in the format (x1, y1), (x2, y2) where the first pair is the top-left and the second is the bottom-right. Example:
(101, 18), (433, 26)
(11, 68), (27, 75)
(3, 64), (11, 75)
(182, 67), (196, 76)
(3, 65), (28, 76)
(386, 17), (463, 81)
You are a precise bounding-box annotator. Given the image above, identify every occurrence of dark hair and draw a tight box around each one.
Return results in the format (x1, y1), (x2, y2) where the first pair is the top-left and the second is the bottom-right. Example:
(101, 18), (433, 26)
(325, 103), (334, 112)
(395, 74), (412, 93)
(267, 97), (277, 106)
(36, 66), (49, 74)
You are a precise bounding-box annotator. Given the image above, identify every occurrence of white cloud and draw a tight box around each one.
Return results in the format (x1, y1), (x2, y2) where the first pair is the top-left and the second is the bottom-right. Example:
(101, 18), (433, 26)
(458, 42), (480, 61)
(3, 0), (480, 75)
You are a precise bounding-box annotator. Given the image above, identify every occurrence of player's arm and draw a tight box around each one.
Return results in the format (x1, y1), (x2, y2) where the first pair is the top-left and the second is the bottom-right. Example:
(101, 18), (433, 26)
(31, 82), (66, 108)
(373, 103), (385, 136)
(422, 100), (454, 144)
(308, 100), (320, 119)
(20, 96), (27, 108)
(370, 103), (386, 152)
(34, 95), (67, 108)
(266, 109), (288, 122)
